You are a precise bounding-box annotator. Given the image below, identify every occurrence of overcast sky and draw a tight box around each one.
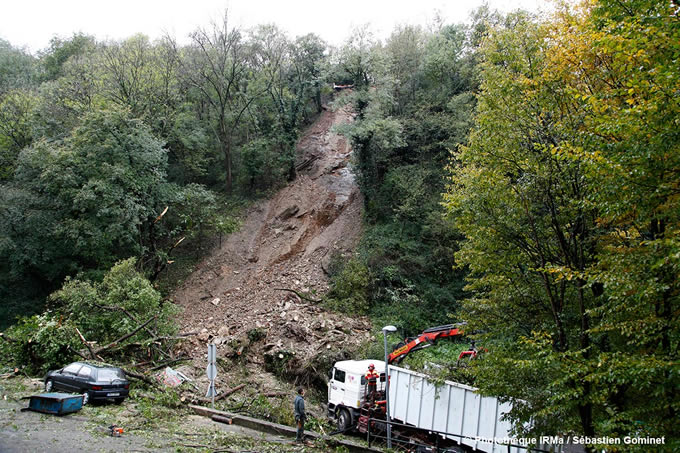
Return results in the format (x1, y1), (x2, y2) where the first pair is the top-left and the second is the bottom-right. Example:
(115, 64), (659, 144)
(1, 0), (548, 54)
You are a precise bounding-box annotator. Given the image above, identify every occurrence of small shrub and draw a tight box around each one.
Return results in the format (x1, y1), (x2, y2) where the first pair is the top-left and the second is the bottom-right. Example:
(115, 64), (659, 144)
(324, 258), (372, 315)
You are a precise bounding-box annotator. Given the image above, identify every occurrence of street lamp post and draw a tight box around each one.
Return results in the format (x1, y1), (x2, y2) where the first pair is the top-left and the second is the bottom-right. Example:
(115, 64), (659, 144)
(382, 325), (397, 449)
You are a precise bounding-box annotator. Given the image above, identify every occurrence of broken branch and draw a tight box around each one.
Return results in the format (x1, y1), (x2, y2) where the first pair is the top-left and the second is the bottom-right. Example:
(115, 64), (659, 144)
(74, 327), (97, 360)
(274, 288), (321, 303)
(94, 316), (157, 354)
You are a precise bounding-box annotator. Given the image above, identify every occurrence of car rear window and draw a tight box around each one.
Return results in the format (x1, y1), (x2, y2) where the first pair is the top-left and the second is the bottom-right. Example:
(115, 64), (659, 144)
(97, 368), (125, 381)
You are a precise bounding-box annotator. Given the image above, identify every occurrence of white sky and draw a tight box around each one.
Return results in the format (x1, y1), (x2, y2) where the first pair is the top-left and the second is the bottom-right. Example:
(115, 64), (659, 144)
(1, 0), (548, 54)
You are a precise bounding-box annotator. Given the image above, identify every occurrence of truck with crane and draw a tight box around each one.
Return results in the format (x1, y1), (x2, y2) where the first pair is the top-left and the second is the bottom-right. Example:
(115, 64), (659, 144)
(327, 324), (530, 453)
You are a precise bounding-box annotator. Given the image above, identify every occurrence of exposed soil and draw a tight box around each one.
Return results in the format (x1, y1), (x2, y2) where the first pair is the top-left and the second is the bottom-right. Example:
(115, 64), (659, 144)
(171, 105), (372, 391)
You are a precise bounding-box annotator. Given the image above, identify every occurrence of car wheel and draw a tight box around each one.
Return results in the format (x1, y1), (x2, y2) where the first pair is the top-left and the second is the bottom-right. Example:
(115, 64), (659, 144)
(337, 408), (352, 432)
(114, 398), (125, 405)
(82, 391), (90, 405)
(44, 379), (53, 392)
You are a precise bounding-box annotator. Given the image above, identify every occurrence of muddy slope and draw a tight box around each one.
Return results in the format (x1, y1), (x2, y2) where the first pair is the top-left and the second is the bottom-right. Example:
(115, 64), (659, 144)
(171, 105), (371, 380)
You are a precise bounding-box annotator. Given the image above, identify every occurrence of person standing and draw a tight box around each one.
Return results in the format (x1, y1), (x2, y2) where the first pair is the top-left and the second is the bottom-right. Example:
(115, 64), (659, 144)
(294, 387), (306, 443)
(365, 363), (379, 403)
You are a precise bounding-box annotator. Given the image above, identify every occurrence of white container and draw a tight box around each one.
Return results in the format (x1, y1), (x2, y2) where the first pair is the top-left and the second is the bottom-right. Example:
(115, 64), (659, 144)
(388, 365), (522, 453)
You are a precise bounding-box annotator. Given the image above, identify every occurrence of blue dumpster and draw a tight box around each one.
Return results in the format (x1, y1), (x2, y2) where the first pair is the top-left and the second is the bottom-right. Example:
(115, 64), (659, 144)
(26, 392), (84, 415)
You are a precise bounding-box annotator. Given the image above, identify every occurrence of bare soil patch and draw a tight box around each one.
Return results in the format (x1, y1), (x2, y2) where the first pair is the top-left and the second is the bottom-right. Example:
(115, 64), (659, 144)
(171, 105), (371, 392)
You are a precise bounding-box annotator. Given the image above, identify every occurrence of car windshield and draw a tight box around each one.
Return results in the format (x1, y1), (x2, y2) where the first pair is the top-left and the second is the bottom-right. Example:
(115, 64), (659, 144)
(97, 368), (125, 382)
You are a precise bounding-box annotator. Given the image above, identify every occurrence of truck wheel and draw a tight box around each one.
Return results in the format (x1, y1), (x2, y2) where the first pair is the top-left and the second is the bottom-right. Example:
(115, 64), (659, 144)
(337, 408), (352, 432)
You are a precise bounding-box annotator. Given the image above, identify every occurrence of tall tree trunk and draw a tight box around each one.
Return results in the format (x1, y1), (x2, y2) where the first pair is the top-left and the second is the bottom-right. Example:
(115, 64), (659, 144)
(224, 140), (232, 193)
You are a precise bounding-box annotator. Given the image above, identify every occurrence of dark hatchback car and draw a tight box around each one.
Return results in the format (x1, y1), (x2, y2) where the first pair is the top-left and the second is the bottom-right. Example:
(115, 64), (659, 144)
(44, 362), (129, 405)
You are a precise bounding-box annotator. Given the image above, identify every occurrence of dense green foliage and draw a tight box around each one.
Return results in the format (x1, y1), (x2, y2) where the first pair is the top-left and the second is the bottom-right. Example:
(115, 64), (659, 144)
(0, 19), (328, 326)
(444, 1), (679, 448)
(332, 20), (491, 335)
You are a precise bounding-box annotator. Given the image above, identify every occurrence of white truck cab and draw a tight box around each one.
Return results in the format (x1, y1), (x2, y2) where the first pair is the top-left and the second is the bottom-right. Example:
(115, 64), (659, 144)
(327, 359), (385, 431)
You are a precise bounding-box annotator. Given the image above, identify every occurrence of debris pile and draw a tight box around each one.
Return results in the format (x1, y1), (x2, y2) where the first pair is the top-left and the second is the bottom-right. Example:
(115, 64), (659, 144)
(171, 106), (371, 391)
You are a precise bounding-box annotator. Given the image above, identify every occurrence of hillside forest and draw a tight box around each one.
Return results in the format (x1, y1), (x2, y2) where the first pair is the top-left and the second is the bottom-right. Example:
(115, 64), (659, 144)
(0, 0), (678, 450)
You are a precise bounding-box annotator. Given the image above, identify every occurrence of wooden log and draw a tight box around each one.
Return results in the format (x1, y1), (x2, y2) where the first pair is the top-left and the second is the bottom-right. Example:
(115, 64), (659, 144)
(211, 414), (233, 425)
(148, 357), (188, 371)
(264, 392), (287, 398)
(122, 368), (155, 386)
(197, 383), (246, 404)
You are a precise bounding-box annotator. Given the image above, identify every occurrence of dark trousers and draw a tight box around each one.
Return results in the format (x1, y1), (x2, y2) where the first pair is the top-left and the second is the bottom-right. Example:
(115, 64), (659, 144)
(296, 417), (305, 441)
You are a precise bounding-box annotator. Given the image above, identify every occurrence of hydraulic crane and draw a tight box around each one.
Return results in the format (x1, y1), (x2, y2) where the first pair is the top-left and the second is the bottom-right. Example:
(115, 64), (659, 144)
(387, 323), (466, 364)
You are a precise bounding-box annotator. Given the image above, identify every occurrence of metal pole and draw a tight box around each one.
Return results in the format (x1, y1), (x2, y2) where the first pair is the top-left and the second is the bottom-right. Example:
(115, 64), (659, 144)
(384, 331), (392, 449)
(367, 417), (372, 447)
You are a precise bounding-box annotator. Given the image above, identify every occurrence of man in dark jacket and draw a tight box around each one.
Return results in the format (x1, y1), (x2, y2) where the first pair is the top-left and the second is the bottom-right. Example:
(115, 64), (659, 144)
(294, 387), (306, 442)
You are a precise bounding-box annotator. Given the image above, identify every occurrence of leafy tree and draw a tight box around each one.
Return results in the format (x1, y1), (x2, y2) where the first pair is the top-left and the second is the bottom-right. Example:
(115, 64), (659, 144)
(0, 89), (37, 179)
(444, 9), (608, 439)
(0, 39), (36, 95)
(179, 12), (259, 192)
(0, 312), (81, 374)
(550, 0), (680, 443)
(331, 25), (385, 88)
(1, 259), (179, 373)
(39, 33), (96, 82)
(3, 110), (170, 284)
(445, 2), (679, 447)
(291, 33), (327, 115)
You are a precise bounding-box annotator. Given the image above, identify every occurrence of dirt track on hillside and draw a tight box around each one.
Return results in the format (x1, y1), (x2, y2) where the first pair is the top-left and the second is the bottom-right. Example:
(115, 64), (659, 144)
(170, 105), (372, 391)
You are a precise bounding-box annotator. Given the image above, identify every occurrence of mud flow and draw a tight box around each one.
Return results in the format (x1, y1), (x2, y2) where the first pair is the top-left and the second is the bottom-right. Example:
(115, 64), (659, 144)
(171, 105), (372, 388)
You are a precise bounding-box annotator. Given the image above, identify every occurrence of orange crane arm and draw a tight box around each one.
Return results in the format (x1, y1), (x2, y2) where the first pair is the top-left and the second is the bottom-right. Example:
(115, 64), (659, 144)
(387, 324), (465, 364)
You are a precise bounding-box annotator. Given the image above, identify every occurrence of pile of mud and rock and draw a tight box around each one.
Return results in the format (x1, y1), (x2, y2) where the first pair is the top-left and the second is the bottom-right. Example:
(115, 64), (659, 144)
(170, 105), (373, 393)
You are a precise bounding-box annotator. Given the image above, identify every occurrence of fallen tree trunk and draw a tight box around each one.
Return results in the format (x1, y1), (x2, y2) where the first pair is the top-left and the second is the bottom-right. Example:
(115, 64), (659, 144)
(197, 383), (246, 404)
(211, 414), (233, 425)
(122, 368), (155, 386)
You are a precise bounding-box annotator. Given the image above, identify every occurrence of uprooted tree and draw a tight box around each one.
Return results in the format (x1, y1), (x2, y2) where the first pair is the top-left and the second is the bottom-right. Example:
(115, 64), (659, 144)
(0, 258), (182, 375)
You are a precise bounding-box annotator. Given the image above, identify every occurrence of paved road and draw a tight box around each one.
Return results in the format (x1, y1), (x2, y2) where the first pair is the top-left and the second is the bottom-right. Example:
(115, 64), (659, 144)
(0, 399), (298, 453)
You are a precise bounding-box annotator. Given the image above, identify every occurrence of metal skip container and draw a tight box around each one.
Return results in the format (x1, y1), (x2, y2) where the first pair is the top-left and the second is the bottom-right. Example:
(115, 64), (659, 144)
(25, 392), (84, 415)
(388, 366), (521, 453)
